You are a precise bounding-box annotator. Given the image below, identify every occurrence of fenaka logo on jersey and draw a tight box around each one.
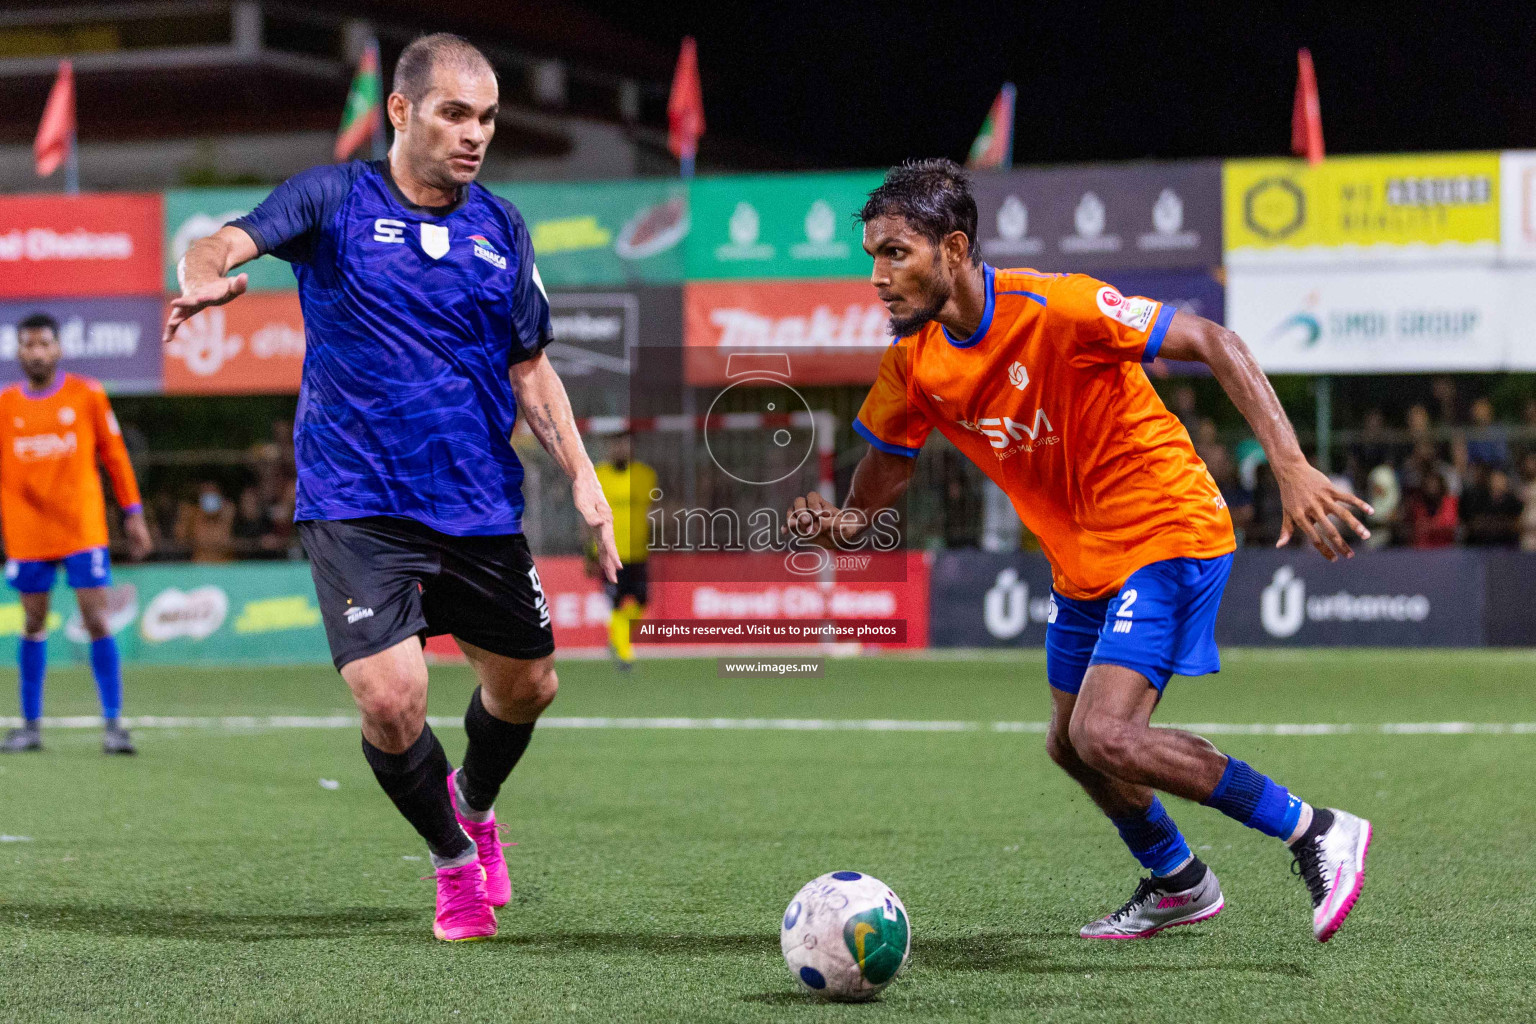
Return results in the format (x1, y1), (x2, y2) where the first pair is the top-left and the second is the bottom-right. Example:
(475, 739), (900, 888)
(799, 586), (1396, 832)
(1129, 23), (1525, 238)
(1096, 286), (1158, 331)
(468, 234), (507, 270)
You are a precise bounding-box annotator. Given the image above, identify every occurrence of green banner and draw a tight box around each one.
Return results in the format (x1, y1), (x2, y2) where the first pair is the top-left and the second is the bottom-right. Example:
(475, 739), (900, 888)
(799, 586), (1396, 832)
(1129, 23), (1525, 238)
(0, 562), (329, 665)
(685, 171), (882, 280)
(163, 188), (296, 293)
(487, 179), (688, 287)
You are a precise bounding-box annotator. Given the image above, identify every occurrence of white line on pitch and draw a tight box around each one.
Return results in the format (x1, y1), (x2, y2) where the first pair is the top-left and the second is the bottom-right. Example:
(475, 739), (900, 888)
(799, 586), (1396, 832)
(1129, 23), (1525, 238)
(5, 715), (1536, 735)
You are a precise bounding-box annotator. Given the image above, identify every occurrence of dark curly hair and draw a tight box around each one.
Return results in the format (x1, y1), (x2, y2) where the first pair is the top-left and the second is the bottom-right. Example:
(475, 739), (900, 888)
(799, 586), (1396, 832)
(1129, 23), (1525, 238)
(858, 158), (980, 265)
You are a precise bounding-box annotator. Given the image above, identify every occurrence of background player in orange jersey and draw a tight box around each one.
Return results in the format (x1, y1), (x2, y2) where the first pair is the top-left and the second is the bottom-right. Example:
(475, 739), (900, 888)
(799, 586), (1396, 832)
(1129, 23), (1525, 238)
(789, 160), (1374, 944)
(0, 313), (152, 755)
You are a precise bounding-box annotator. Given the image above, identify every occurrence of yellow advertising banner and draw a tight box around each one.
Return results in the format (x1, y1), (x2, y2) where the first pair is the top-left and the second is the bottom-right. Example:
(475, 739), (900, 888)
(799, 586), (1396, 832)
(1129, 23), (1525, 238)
(1224, 152), (1500, 262)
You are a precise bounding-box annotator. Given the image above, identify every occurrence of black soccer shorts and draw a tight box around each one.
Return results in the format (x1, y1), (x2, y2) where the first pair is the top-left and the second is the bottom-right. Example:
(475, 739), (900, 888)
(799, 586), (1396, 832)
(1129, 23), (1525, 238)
(299, 516), (555, 671)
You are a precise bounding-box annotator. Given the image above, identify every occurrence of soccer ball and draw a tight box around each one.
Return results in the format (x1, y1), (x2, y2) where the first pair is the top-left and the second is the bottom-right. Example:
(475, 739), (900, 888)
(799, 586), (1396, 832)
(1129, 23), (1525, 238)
(780, 871), (910, 1001)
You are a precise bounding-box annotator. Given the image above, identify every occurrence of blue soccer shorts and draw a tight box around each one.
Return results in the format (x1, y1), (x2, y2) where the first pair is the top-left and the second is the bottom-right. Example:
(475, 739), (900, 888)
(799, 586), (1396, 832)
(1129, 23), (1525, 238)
(1045, 553), (1234, 694)
(5, 547), (113, 594)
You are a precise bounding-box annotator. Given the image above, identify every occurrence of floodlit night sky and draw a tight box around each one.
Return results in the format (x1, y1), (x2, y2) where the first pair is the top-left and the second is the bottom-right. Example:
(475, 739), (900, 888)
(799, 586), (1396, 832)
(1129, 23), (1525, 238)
(587, 0), (1536, 169)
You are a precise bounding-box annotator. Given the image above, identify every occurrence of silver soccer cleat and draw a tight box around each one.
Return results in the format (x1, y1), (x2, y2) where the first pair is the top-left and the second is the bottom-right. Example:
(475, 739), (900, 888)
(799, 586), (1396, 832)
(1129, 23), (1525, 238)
(1, 725), (42, 753)
(1292, 808), (1371, 942)
(102, 724), (136, 755)
(1080, 864), (1225, 939)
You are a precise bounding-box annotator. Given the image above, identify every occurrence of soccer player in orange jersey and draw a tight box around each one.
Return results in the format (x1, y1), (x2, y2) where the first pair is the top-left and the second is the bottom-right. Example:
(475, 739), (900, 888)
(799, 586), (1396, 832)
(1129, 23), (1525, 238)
(789, 161), (1374, 943)
(0, 313), (152, 755)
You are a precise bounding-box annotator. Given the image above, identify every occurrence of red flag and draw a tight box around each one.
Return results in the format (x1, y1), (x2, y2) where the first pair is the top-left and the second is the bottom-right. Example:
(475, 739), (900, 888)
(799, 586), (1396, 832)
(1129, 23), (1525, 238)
(34, 60), (75, 179)
(667, 37), (705, 167)
(1291, 47), (1324, 165)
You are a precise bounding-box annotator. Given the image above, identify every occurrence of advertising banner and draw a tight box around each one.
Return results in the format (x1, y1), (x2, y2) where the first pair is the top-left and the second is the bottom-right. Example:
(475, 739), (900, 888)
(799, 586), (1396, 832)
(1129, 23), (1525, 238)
(545, 285), (682, 392)
(682, 279), (886, 385)
(1223, 153), (1500, 264)
(164, 187), (295, 293)
(1499, 150), (1536, 263)
(685, 171), (883, 280)
(1227, 266), (1510, 372)
(1215, 548), (1484, 647)
(0, 194), (163, 297)
(0, 562), (330, 665)
(972, 161), (1223, 271)
(487, 180), (688, 287)
(928, 550), (1056, 648)
(0, 296), (164, 393)
(930, 548), (1489, 650)
(163, 291), (306, 394)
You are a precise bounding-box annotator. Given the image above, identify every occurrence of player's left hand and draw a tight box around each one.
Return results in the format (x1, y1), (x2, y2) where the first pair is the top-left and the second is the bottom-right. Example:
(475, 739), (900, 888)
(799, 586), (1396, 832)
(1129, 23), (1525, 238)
(573, 473), (621, 584)
(124, 512), (153, 561)
(1274, 461), (1373, 562)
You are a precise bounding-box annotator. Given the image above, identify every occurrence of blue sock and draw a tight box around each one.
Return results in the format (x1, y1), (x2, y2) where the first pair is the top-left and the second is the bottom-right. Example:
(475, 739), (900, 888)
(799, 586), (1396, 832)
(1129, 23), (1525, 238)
(1204, 757), (1305, 839)
(1110, 797), (1194, 877)
(89, 637), (122, 721)
(18, 637), (45, 722)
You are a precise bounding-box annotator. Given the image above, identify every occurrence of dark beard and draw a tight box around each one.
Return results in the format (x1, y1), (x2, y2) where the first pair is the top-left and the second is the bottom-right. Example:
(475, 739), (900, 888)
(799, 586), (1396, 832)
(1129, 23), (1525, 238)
(886, 259), (951, 337)
(888, 298), (946, 338)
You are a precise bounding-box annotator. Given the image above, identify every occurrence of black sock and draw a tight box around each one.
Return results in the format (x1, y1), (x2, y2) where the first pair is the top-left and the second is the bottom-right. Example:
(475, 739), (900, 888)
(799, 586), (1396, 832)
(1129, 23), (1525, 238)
(459, 686), (537, 812)
(1154, 855), (1206, 891)
(361, 724), (471, 860)
(1292, 806), (1335, 847)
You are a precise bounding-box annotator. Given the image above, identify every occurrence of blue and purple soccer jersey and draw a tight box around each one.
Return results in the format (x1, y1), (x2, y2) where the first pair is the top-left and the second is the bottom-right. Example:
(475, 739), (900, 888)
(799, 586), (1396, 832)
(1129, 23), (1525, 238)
(231, 160), (552, 535)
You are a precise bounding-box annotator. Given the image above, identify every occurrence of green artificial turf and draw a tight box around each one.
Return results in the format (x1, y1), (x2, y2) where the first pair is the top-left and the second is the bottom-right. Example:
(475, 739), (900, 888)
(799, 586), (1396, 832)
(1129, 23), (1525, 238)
(1, 650), (1534, 1022)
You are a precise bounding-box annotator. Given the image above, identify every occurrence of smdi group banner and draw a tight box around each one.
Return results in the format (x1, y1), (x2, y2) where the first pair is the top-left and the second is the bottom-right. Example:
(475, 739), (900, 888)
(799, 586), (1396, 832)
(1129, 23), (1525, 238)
(1227, 265), (1517, 373)
(1224, 152), (1500, 264)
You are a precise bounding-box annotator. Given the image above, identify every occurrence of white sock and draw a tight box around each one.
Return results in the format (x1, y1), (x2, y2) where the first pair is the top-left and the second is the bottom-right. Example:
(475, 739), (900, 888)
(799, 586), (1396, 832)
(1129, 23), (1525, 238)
(430, 837), (479, 870)
(454, 772), (493, 823)
(1285, 802), (1315, 846)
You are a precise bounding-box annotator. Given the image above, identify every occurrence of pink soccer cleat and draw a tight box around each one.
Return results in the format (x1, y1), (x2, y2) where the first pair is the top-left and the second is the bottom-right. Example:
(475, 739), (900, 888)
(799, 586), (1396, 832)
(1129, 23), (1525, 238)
(448, 769), (512, 907)
(433, 859), (497, 942)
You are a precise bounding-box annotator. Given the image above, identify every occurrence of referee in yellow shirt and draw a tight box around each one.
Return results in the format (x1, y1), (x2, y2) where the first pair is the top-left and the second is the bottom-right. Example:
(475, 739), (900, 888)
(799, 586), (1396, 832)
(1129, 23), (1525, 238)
(592, 431), (656, 669)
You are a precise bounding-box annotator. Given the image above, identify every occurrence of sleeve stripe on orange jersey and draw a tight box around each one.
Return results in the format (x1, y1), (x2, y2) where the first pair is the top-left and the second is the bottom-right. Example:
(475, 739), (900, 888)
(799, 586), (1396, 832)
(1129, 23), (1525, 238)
(1141, 303), (1178, 363)
(996, 289), (1047, 306)
(853, 417), (921, 458)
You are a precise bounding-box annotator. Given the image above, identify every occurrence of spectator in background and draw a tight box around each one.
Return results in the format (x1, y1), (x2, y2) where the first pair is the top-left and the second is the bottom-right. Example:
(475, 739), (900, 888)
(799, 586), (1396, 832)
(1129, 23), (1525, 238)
(1461, 397), (1509, 470)
(1405, 467), (1458, 548)
(1171, 384), (1200, 439)
(1192, 419), (1252, 539)
(1431, 376), (1459, 427)
(1363, 464), (1401, 549)
(1405, 403), (1435, 453)
(1517, 397), (1536, 463)
(1402, 438), (1458, 497)
(1460, 466), (1523, 546)
(1351, 408), (1396, 482)
(1521, 452), (1536, 552)
(176, 482), (236, 563)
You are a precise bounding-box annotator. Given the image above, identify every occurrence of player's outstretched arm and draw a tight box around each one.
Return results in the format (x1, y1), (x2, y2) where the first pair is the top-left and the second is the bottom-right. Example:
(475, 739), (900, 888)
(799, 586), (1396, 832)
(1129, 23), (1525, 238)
(162, 226), (257, 342)
(511, 351), (620, 584)
(785, 447), (916, 551)
(1158, 310), (1372, 562)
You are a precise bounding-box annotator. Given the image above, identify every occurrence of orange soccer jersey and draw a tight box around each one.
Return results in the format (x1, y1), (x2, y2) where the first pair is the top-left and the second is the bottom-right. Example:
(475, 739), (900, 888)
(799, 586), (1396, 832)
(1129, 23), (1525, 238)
(856, 266), (1235, 601)
(0, 373), (142, 562)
